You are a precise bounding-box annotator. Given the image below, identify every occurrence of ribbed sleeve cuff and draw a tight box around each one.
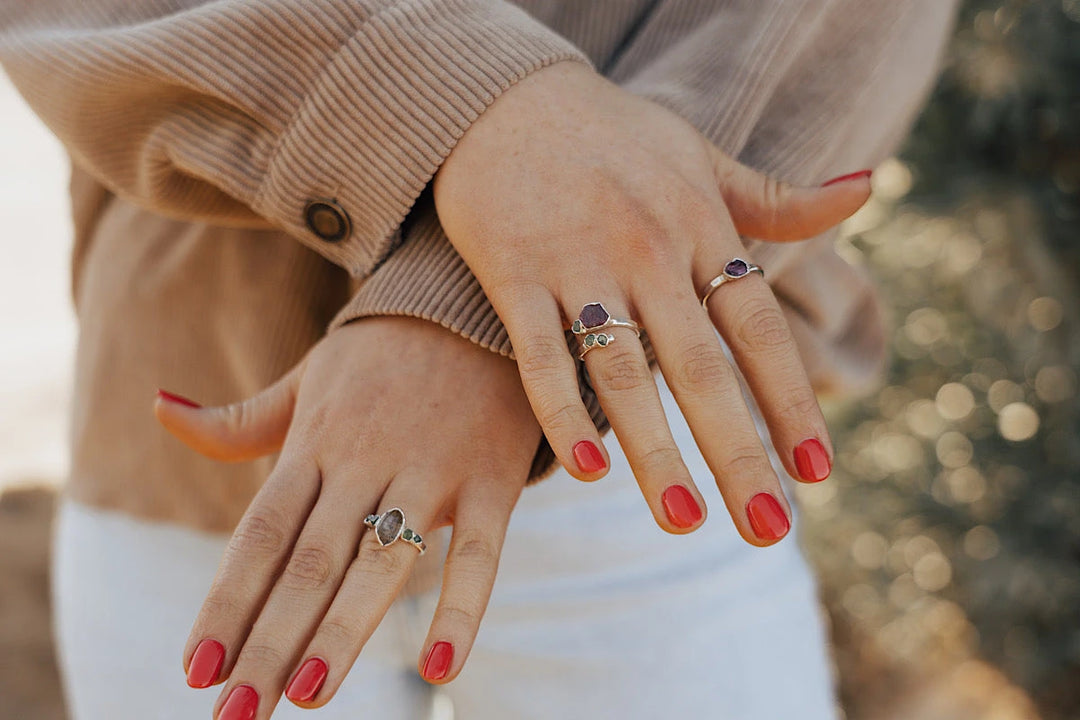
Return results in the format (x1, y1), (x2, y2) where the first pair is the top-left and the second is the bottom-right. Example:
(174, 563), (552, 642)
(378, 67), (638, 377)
(327, 203), (609, 483)
(257, 0), (592, 277)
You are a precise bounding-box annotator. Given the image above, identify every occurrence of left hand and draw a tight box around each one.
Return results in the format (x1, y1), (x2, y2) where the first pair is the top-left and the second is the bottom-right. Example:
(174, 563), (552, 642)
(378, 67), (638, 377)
(156, 317), (541, 719)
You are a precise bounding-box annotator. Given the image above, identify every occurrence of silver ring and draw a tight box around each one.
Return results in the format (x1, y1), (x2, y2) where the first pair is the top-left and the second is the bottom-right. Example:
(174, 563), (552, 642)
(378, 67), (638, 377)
(700, 258), (765, 309)
(363, 508), (426, 555)
(571, 302), (641, 360)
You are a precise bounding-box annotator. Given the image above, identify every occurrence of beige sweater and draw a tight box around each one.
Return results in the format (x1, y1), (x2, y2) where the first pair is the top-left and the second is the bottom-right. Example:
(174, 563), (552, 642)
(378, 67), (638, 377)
(0, 0), (958, 534)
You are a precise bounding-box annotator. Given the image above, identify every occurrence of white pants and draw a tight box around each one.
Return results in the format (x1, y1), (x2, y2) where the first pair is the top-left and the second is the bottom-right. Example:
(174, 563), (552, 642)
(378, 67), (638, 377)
(53, 375), (838, 719)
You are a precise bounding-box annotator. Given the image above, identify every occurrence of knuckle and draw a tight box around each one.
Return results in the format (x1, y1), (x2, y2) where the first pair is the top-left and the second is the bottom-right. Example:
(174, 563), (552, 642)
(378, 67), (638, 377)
(672, 339), (733, 392)
(723, 445), (774, 480)
(199, 593), (246, 624)
(592, 351), (652, 393)
(734, 302), (791, 352)
(282, 545), (335, 591)
(534, 397), (582, 434)
(515, 335), (569, 378)
(635, 446), (685, 476)
(317, 616), (357, 648)
(236, 641), (284, 670)
(783, 392), (822, 425)
(450, 532), (499, 567)
(230, 511), (288, 556)
(436, 603), (482, 628)
(361, 544), (404, 576)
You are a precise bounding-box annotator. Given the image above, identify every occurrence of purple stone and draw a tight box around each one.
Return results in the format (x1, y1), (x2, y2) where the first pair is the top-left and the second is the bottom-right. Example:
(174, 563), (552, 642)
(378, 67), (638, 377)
(724, 259), (750, 277)
(376, 508), (404, 546)
(578, 303), (610, 329)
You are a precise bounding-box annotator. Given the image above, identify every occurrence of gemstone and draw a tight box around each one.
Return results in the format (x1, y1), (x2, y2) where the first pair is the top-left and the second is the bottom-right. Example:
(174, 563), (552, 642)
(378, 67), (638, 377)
(402, 529), (413, 540)
(597, 334), (609, 346)
(572, 319), (585, 334)
(413, 535), (422, 544)
(578, 303), (610, 329)
(584, 334), (596, 347)
(375, 508), (404, 546)
(724, 259), (749, 277)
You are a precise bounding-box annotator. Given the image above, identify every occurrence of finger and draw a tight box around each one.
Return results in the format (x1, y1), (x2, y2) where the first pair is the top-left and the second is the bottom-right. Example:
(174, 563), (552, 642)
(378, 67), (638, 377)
(696, 237), (833, 487)
(635, 285), (791, 546)
(490, 283), (611, 481)
(565, 294), (707, 534)
(182, 452), (320, 689)
(416, 477), (519, 684)
(284, 482), (439, 709)
(155, 357), (306, 462)
(205, 479), (372, 720)
(707, 145), (871, 242)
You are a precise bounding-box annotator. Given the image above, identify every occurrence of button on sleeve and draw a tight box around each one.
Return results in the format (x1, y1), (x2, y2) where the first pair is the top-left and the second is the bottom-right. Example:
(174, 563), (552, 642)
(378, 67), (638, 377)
(304, 199), (351, 243)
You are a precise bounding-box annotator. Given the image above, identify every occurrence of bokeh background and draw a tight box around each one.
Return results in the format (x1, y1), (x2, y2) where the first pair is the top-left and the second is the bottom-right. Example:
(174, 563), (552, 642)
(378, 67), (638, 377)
(1, 1), (1077, 718)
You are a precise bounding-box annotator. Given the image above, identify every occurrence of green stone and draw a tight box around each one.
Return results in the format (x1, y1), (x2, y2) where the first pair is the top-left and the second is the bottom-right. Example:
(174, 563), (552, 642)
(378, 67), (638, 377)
(584, 334), (596, 347)
(572, 319), (584, 334)
(413, 535), (422, 544)
(597, 334), (609, 346)
(402, 529), (413, 540)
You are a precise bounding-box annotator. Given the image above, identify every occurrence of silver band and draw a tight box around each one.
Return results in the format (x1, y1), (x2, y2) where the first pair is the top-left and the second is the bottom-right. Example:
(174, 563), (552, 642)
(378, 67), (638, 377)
(363, 508), (426, 554)
(700, 258), (765, 309)
(572, 302), (642, 360)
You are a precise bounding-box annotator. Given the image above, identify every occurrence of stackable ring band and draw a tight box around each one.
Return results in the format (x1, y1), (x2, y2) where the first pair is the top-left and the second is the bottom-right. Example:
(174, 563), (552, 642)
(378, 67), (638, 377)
(363, 508), (426, 555)
(700, 258), (765, 309)
(571, 302), (642, 360)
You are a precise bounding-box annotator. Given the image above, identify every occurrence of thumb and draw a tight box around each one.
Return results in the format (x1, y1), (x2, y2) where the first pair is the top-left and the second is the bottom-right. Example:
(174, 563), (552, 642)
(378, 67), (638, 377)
(709, 147), (872, 242)
(153, 359), (306, 462)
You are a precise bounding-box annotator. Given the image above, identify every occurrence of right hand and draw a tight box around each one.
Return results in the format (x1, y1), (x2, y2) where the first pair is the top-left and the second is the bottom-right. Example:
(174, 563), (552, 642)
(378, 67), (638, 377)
(433, 60), (872, 545)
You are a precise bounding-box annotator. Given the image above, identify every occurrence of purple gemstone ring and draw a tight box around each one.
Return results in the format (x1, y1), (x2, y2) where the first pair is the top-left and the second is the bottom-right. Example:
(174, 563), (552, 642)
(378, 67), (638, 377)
(571, 302), (642, 360)
(699, 258), (765, 309)
(363, 508), (426, 554)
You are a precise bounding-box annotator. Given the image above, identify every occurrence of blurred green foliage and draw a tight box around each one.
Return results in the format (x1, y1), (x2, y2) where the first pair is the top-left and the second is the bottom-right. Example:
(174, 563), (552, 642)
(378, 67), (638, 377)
(802, 2), (1080, 719)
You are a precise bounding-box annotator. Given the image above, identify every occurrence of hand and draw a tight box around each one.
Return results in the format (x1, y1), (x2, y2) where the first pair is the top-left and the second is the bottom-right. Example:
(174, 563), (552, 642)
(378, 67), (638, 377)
(156, 317), (541, 718)
(433, 60), (871, 544)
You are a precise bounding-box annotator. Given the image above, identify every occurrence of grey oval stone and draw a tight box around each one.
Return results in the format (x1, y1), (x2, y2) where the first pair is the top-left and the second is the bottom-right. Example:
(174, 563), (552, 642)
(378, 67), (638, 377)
(376, 508), (404, 546)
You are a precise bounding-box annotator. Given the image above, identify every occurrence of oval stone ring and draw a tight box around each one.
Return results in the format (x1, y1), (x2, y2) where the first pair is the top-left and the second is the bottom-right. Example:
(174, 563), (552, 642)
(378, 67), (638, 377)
(363, 508), (426, 555)
(700, 258), (765, 309)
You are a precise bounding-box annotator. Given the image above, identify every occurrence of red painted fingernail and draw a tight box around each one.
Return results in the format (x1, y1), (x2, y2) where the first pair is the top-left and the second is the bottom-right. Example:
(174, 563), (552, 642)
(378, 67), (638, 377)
(157, 389), (201, 408)
(286, 657), (328, 703)
(661, 485), (702, 529)
(422, 641), (454, 681)
(821, 169), (872, 187)
(794, 438), (831, 482)
(186, 638), (225, 689)
(746, 493), (790, 541)
(572, 440), (607, 474)
(219, 684), (259, 720)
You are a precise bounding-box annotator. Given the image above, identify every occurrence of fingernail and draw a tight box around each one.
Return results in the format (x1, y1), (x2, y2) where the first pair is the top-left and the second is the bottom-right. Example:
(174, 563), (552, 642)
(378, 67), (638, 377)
(661, 485), (702, 529)
(186, 639), (225, 689)
(794, 438), (831, 482)
(821, 169), (872, 187)
(219, 684), (258, 720)
(746, 493), (790, 541)
(422, 641), (454, 682)
(286, 657), (328, 703)
(572, 440), (607, 474)
(157, 388), (201, 408)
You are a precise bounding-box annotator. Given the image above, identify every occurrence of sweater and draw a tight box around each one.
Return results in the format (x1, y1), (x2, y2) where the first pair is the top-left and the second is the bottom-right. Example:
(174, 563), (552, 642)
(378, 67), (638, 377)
(0, 0), (958, 537)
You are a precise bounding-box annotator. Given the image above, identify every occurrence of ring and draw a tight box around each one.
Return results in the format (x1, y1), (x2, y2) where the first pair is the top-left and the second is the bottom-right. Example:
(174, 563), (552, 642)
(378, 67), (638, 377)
(700, 258), (765, 309)
(571, 302), (641, 360)
(363, 508), (426, 555)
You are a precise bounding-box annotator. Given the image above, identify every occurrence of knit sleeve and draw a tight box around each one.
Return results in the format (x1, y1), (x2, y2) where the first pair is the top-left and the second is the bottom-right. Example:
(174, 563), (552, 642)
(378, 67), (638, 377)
(0, 0), (591, 277)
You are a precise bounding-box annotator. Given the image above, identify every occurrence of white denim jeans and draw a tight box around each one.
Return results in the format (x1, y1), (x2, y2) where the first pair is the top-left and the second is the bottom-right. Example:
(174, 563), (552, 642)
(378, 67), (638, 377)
(52, 373), (838, 720)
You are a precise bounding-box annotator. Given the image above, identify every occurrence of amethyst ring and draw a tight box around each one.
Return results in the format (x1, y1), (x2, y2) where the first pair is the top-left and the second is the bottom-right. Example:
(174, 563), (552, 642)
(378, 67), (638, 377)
(363, 508), (426, 554)
(572, 302), (641, 360)
(700, 258), (765, 309)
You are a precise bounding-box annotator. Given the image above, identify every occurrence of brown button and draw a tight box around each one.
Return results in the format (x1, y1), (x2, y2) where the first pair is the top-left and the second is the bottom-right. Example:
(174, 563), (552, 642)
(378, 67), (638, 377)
(304, 199), (351, 242)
